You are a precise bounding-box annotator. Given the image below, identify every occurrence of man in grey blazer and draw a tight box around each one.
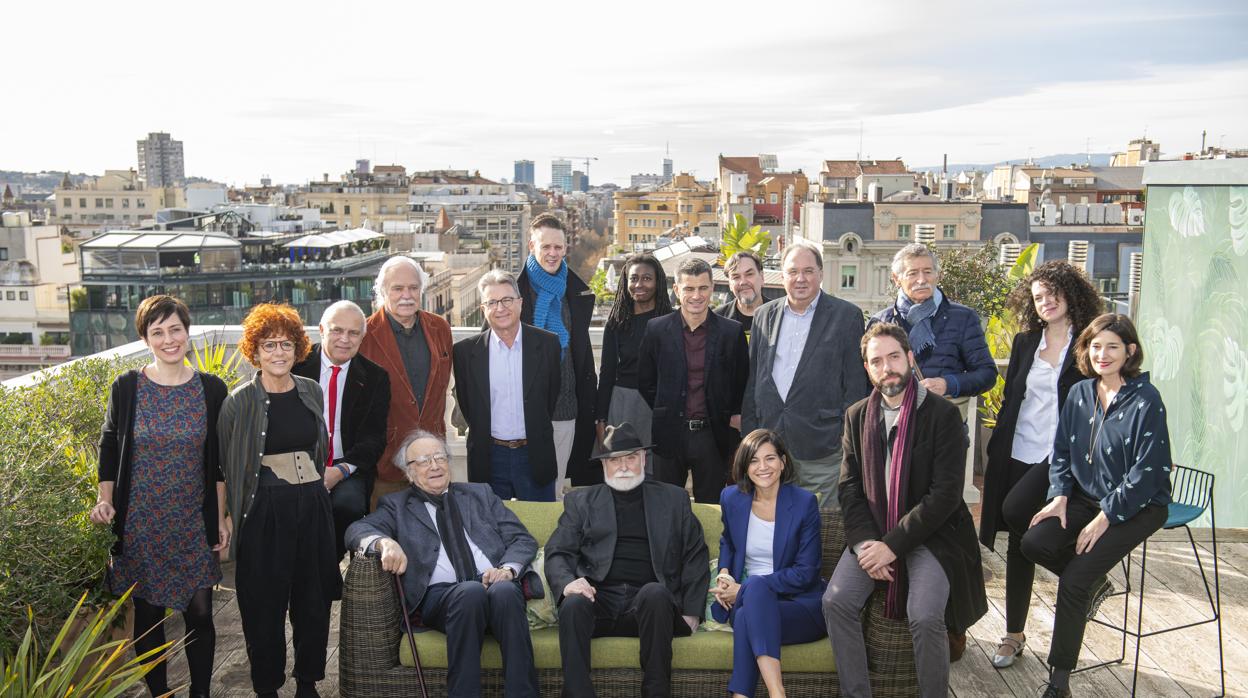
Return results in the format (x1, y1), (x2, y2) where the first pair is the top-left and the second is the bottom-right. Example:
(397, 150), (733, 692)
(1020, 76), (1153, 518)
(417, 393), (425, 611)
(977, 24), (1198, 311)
(545, 422), (711, 698)
(741, 240), (871, 507)
(345, 429), (540, 698)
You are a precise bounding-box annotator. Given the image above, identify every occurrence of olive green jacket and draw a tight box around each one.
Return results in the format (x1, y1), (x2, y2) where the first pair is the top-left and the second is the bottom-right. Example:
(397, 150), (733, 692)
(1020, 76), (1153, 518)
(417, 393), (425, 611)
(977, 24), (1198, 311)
(219, 372), (328, 561)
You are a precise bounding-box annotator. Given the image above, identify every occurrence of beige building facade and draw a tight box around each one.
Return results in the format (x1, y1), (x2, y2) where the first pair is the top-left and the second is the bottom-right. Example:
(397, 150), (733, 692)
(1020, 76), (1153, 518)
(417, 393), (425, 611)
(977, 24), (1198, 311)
(54, 169), (184, 229)
(613, 173), (718, 249)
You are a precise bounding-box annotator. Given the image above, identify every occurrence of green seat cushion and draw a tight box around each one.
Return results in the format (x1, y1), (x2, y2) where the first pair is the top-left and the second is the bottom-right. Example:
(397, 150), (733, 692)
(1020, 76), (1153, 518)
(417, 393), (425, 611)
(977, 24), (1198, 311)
(398, 627), (835, 673)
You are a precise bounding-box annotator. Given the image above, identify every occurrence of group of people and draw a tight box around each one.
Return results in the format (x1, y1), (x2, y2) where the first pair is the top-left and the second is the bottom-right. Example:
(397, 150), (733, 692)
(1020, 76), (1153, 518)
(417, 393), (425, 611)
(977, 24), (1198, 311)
(86, 207), (1173, 698)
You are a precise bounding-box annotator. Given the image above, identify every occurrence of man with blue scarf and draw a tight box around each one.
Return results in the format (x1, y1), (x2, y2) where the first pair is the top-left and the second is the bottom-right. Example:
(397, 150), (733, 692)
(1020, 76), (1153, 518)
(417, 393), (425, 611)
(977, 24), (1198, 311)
(516, 213), (598, 496)
(870, 244), (996, 401)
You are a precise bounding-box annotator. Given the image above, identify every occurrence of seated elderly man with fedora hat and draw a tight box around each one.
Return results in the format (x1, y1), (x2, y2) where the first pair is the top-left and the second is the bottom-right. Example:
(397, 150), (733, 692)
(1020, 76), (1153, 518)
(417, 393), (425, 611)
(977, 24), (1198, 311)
(345, 429), (541, 698)
(545, 422), (711, 698)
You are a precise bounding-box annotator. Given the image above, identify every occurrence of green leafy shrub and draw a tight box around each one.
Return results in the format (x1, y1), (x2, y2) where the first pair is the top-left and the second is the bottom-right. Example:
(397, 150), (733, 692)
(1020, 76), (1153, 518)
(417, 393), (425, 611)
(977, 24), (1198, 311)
(977, 244), (1039, 428)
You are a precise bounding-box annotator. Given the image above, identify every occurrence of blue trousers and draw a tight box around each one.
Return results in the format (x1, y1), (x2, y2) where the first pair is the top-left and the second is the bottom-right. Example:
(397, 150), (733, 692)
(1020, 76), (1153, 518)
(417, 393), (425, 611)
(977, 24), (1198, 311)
(419, 581), (538, 698)
(489, 444), (555, 502)
(727, 576), (827, 697)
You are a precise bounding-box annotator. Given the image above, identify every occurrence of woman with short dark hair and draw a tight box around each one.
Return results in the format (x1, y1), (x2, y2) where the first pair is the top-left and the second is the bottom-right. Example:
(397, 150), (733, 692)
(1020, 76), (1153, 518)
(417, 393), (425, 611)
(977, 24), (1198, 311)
(981, 260), (1103, 668)
(1023, 313), (1171, 698)
(90, 295), (227, 698)
(713, 429), (825, 698)
(220, 302), (340, 698)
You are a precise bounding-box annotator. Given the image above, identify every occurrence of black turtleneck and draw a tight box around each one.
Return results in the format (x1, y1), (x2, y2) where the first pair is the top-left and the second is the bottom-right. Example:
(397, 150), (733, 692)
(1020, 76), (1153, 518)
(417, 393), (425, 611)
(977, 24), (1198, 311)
(603, 485), (657, 586)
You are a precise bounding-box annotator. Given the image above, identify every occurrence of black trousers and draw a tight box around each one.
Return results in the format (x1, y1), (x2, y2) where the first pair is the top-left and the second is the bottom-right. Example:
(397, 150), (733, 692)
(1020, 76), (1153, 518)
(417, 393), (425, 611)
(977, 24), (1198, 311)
(557, 582), (692, 698)
(236, 482), (343, 693)
(1000, 458), (1052, 634)
(329, 473), (369, 560)
(1020, 493), (1167, 669)
(654, 427), (725, 504)
(418, 581), (539, 698)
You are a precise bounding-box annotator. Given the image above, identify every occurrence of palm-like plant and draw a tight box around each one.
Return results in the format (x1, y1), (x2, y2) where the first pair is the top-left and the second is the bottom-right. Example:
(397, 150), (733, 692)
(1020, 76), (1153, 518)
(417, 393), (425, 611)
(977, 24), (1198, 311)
(978, 243), (1039, 428)
(717, 213), (772, 264)
(1, 588), (179, 697)
(189, 341), (245, 391)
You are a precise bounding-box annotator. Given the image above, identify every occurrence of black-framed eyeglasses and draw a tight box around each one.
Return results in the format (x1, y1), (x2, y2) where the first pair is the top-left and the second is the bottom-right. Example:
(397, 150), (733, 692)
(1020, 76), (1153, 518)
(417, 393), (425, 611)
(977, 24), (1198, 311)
(482, 297), (519, 310)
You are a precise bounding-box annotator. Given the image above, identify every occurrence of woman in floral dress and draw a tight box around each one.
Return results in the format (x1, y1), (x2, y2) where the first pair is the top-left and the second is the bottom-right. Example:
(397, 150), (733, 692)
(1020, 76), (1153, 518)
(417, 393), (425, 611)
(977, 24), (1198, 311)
(91, 295), (229, 698)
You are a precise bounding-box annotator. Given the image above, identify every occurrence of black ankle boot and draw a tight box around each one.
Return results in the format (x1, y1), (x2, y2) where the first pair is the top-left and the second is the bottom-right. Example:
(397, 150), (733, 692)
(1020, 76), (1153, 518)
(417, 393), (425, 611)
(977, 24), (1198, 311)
(294, 679), (320, 698)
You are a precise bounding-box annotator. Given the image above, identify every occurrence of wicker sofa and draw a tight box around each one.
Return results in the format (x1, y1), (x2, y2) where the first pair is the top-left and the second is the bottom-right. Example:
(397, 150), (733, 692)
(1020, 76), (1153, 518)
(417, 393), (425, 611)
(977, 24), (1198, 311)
(339, 499), (919, 697)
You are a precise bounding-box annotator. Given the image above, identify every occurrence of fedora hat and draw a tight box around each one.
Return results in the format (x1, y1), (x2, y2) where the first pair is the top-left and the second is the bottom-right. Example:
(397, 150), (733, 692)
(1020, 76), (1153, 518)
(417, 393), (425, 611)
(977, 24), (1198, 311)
(590, 422), (653, 460)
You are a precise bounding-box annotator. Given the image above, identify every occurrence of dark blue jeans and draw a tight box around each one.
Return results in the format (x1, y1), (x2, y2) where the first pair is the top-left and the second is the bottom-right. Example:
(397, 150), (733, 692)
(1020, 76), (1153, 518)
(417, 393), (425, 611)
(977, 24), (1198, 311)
(489, 444), (555, 502)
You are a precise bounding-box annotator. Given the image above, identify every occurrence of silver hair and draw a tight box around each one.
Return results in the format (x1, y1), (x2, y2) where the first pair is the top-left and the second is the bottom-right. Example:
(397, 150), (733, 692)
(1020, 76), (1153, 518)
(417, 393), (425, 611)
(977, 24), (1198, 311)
(319, 300), (367, 329)
(890, 243), (940, 276)
(781, 239), (824, 270)
(478, 268), (521, 299)
(372, 255), (430, 310)
(393, 429), (452, 484)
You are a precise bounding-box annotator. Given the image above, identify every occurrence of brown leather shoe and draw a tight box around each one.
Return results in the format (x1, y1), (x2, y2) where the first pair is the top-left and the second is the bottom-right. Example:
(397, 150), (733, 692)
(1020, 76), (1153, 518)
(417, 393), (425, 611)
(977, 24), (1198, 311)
(948, 630), (967, 662)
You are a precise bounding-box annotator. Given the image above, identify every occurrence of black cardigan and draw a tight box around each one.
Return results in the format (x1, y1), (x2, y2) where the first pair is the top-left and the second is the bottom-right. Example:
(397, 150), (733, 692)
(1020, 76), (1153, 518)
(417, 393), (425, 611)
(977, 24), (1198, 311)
(97, 369), (228, 555)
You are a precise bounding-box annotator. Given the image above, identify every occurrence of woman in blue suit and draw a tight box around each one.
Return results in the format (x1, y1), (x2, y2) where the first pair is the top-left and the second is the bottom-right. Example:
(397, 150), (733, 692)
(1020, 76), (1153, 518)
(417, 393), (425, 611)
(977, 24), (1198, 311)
(713, 429), (827, 698)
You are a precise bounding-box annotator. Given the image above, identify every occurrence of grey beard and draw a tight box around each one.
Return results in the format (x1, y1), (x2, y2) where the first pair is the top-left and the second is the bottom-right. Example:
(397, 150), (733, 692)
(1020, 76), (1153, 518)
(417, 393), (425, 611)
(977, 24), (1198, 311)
(605, 473), (644, 492)
(879, 382), (906, 397)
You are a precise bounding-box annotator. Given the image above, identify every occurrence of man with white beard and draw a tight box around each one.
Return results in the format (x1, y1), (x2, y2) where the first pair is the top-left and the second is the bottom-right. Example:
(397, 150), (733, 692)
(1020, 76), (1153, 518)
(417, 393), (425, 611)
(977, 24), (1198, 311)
(544, 422), (711, 698)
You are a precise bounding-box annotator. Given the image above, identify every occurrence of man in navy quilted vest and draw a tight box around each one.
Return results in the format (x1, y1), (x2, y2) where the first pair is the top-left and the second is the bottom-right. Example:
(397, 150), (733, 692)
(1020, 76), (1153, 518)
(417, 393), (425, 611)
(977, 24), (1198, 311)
(869, 243), (996, 403)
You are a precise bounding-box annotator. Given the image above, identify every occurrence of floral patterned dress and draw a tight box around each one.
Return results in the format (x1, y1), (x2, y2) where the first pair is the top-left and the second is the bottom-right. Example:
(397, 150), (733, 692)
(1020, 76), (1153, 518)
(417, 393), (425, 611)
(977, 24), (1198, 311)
(108, 373), (221, 610)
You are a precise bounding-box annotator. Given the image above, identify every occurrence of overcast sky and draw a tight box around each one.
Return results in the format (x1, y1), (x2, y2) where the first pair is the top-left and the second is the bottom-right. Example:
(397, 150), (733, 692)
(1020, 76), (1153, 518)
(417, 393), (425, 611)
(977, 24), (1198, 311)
(5, 0), (1246, 186)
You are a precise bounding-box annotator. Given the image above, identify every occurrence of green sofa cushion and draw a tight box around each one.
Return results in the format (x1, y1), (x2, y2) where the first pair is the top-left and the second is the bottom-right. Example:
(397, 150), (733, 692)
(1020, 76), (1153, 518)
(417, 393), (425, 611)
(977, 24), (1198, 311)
(398, 627), (836, 673)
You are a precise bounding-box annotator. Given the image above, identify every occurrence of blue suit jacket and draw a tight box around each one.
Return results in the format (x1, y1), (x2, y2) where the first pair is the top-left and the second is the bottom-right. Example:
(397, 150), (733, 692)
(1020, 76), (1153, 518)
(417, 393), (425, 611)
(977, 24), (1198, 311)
(712, 483), (825, 624)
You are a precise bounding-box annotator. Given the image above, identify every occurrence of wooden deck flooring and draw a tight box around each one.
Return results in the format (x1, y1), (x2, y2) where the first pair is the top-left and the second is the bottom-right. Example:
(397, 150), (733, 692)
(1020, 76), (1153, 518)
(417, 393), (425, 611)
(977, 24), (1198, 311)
(135, 529), (1244, 697)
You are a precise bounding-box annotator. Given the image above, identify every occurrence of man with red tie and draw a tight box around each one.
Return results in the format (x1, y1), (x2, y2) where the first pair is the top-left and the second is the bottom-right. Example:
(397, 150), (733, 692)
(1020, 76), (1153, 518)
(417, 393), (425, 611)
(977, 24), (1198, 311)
(294, 300), (392, 560)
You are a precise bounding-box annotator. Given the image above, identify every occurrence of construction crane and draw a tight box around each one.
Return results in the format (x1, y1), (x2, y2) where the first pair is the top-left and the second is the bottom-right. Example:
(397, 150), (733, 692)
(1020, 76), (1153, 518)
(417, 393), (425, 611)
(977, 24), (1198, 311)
(554, 156), (599, 182)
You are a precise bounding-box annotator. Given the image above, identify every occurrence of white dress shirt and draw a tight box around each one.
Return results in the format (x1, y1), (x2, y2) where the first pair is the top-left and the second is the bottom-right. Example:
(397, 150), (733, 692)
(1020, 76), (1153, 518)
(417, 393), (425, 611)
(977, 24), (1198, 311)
(744, 511), (776, 577)
(1011, 329), (1072, 464)
(319, 354), (355, 474)
(489, 325), (526, 440)
(772, 292), (820, 402)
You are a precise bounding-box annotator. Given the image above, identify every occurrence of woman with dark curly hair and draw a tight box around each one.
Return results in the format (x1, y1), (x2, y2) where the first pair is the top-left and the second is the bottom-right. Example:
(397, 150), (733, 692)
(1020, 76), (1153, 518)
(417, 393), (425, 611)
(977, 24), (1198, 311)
(981, 260), (1103, 668)
(220, 303), (340, 698)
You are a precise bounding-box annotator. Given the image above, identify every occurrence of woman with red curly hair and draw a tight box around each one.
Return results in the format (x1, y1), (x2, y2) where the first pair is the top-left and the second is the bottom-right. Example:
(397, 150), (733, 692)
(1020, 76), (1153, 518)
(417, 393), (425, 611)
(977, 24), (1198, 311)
(220, 303), (340, 698)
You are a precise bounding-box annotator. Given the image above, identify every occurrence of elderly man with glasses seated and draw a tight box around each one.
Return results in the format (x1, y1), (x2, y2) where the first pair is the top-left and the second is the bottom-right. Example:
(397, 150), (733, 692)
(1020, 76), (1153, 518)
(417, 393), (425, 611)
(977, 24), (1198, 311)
(453, 269), (563, 502)
(345, 429), (541, 698)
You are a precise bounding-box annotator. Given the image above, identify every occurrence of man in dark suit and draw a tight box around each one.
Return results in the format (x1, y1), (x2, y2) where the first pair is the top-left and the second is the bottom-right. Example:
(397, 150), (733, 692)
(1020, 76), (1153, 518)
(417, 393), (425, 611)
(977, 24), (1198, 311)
(822, 322), (987, 698)
(638, 257), (749, 503)
(516, 212), (598, 493)
(345, 429), (539, 698)
(294, 300), (391, 560)
(545, 422), (710, 698)
(454, 269), (562, 502)
(742, 240), (871, 507)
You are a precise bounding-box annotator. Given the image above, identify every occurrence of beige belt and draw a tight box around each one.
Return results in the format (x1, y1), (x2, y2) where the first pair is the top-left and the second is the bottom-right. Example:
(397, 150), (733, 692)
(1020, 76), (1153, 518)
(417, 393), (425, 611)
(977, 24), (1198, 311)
(260, 451), (321, 484)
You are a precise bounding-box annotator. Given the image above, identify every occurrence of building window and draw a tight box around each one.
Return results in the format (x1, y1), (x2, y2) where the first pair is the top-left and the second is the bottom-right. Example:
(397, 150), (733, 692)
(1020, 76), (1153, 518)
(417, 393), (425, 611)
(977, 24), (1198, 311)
(769, 193), (779, 204)
(344, 205), (351, 214)
(4, 291), (13, 300)
(898, 224), (911, 239)
(105, 198), (113, 208)
(639, 204), (650, 211)
(702, 204), (712, 212)
(79, 198), (87, 208)
(122, 198), (130, 208)
(137, 199), (146, 209)
(62, 198), (71, 208)
(19, 291), (28, 301)
(840, 264), (858, 290)
(95, 198), (103, 208)
(0, 248), (7, 261)
(943, 224), (956, 239)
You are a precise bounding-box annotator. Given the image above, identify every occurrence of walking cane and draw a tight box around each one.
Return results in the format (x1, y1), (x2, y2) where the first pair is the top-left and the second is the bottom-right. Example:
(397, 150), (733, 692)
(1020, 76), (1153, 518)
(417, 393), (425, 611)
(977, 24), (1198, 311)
(393, 574), (430, 698)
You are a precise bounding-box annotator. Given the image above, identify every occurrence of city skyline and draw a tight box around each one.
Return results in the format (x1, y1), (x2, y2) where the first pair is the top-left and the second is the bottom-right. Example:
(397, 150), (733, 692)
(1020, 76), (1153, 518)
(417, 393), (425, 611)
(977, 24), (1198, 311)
(4, 1), (1246, 186)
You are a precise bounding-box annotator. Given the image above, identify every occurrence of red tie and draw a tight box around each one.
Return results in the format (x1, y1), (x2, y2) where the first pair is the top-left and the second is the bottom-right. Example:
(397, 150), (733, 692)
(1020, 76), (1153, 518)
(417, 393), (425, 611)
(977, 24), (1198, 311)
(326, 365), (341, 471)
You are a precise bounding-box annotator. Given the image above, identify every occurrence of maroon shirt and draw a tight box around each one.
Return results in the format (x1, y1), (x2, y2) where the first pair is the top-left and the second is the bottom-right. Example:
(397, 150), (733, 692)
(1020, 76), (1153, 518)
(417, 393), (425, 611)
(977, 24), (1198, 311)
(681, 313), (709, 419)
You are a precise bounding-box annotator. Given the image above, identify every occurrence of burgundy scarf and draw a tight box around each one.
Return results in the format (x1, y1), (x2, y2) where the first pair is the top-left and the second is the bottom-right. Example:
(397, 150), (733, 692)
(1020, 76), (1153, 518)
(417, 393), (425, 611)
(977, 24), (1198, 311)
(860, 375), (919, 620)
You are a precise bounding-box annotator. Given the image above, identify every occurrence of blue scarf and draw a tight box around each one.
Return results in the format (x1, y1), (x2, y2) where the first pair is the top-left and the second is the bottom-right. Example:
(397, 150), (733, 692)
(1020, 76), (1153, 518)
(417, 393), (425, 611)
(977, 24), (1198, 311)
(896, 287), (942, 357)
(526, 255), (569, 355)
